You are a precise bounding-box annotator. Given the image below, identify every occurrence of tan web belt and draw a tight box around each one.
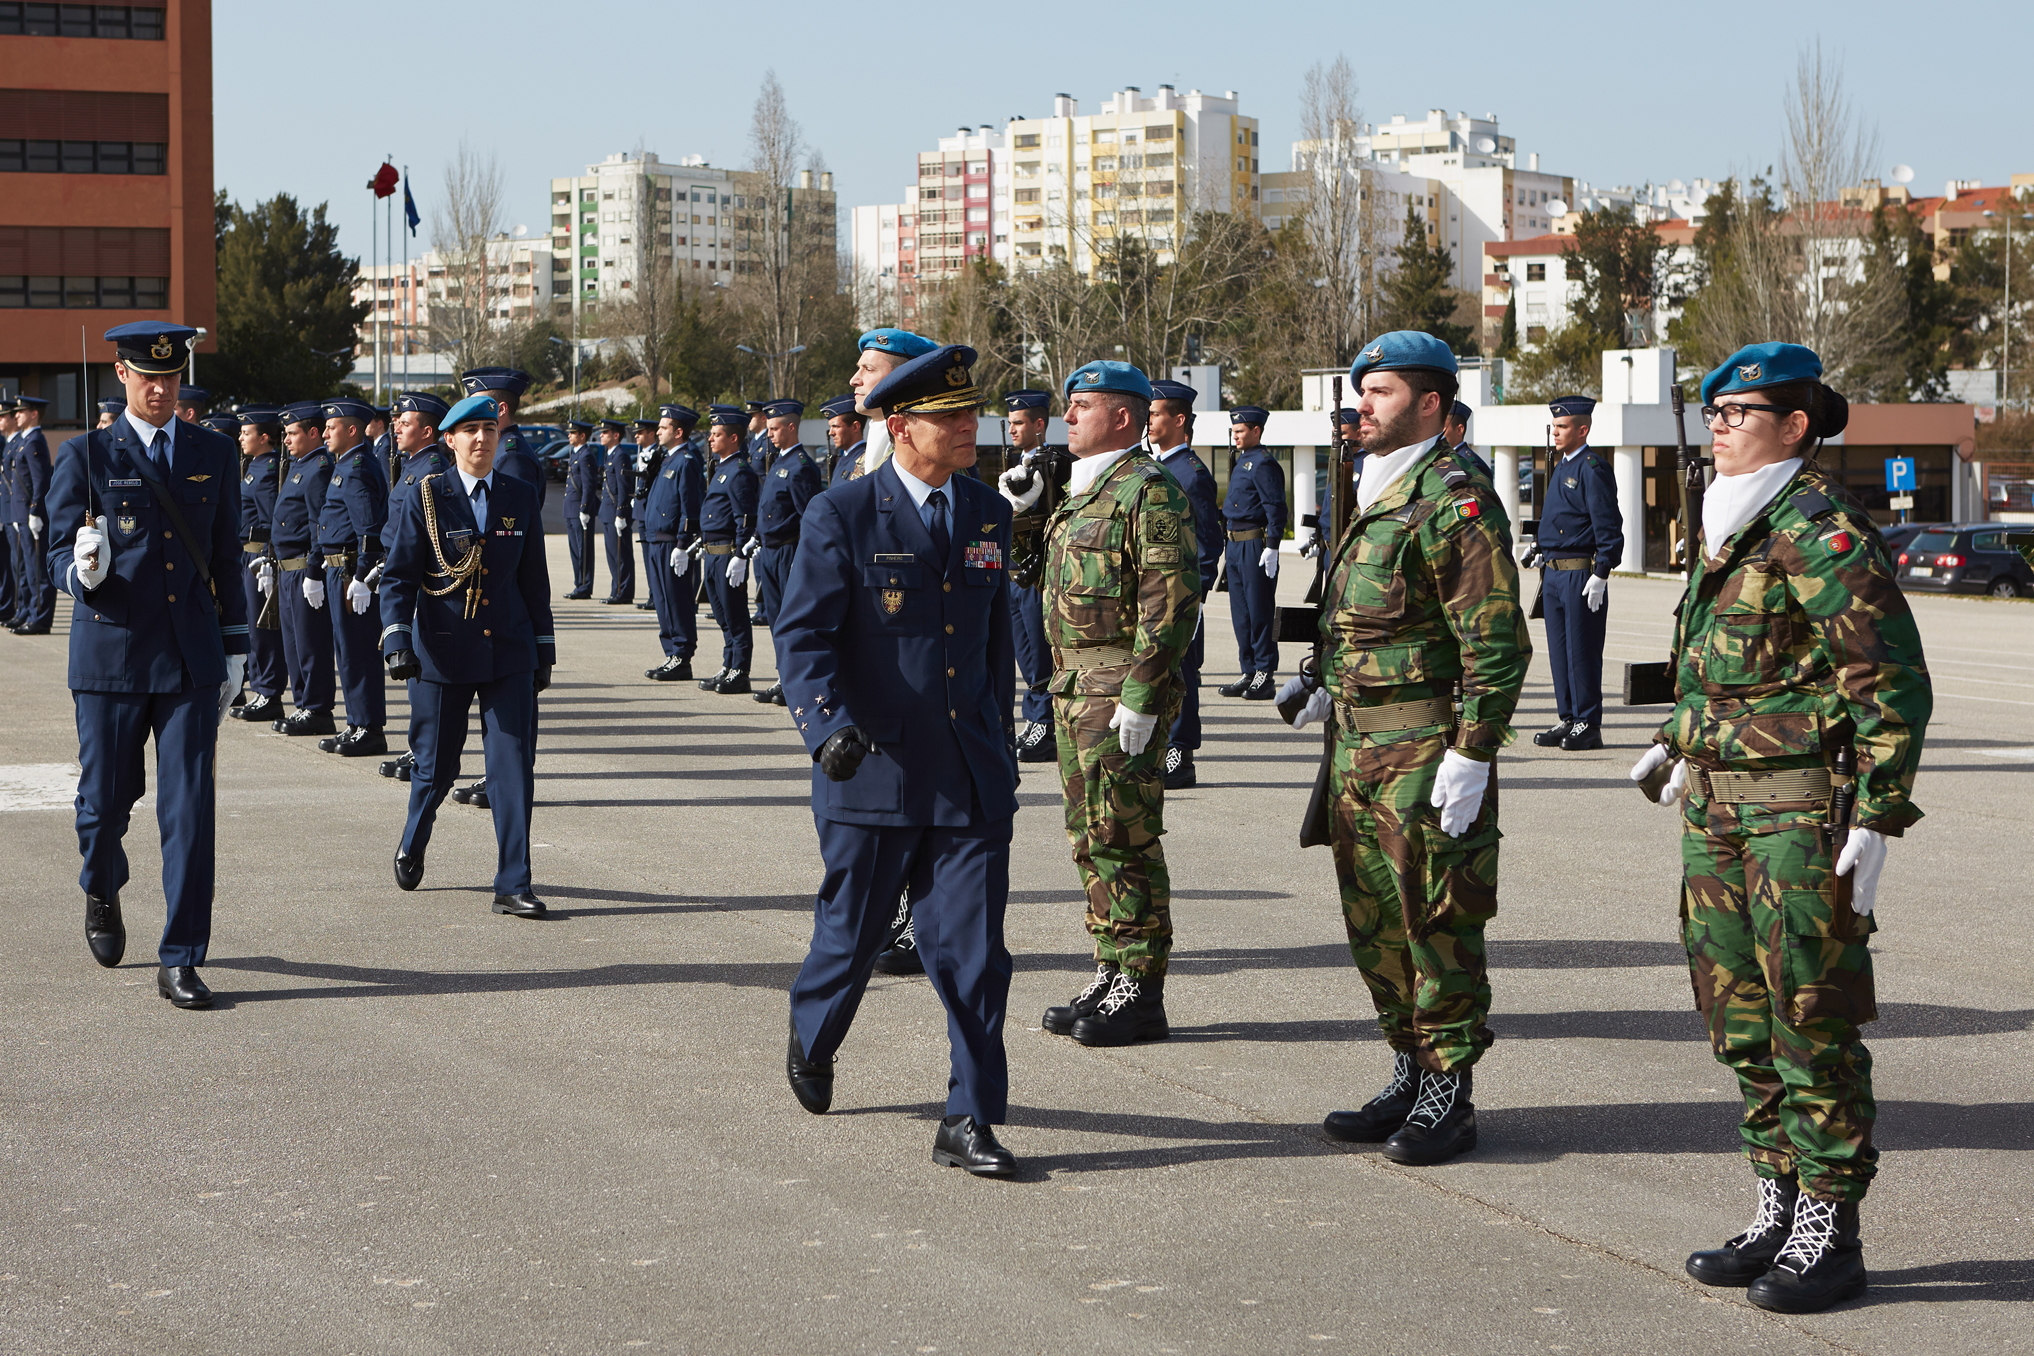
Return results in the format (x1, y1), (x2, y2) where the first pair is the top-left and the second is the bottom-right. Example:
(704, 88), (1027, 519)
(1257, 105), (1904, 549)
(1703, 768), (1835, 804)
(1226, 527), (1264, 542)
(242, 541), (266, 555)
(701, 542), (735, 555)
(322, 552), (357, 570)
(1335, 695), (1454, 736)
(1546, 557), (1593, 571)
(1064, 644), (1133, 669)
(275, 555), (310, 572)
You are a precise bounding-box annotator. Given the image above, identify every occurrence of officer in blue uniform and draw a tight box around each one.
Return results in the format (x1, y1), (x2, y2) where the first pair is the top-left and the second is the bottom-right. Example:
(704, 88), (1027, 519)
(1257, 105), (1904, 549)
(9, 395), (55, 634)
(312, 397), (391, 756)
(745, 400), (773, 475)
(644, 403), (705, 681)
(230, 404), (287, 725)
(1446, 401), (1492, 478)
(629, 418), (661, 610)
(175, 384), (209, 423)
(774, 342), (1022, 1177)
(597, 418), (636, 604)
(96, 396), (126, 428)
(198, 414), (237, 439)
(1533, 394), (1623, 751)
(0, 399), (16, 625)
(48, 322), (249, 1008)
(1149, 380), (1221, 789)
(460, 367), (546, 509)
(820, 393), (866, 488)
(1218, 406), (1285, 700)
(998, 389), (1058, 762)
(371, 391), (453, 783)
(381, 395), (556, 918)
(697, 405), (758, 693)
(751, 399), (824, 706)
(271, 400), (338, 735)
(562, 420), (600, 598)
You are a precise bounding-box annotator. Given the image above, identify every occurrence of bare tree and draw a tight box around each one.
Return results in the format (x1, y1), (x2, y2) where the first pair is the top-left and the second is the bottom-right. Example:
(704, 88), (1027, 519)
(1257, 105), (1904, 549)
(589, 147), (681, 407)
(1281, 56), (1382, 369)
(427, 139), (508, 371)
(727, 73), (838, 398)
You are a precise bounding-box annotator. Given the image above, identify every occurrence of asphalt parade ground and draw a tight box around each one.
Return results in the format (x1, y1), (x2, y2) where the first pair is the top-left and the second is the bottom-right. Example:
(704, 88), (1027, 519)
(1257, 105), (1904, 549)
(2, 514), (2029, 1356)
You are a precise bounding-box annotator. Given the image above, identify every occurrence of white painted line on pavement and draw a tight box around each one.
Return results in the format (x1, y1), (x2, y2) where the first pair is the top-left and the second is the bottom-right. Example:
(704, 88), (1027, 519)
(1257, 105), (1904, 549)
(0, 763), (78, 810)
(1976, 747), (2034, 760)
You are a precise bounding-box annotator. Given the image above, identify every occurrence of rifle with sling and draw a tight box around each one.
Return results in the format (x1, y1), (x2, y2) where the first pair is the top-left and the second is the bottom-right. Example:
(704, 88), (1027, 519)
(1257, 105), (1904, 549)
(1275, 375), (1355, 848)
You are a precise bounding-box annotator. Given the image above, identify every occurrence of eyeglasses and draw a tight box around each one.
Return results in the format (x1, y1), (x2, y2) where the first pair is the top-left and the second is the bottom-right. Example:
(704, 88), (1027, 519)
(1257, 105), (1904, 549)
(1700, 402), (1792, 429)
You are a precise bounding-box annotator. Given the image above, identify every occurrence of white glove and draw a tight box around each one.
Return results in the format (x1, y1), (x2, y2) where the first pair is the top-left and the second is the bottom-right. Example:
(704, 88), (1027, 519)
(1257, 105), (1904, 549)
(1583, 574), (1609, 612)
(29, 514), (44, 537)
(1108, 702), (1158, 756)
(726, 555), (748, 587)
(997, 466), (1044, 513)
(1276, 675), (1333, 730)
(636, 451), (652, 472)
(74, 516), (110, 589)
(1515, 541), (1537, 564)
(671, 547), (690, 577)
(346, 578), (374, 614)
(1295, 525), (1317, 553)
(1429, 749), (1490, 838)
(580, 512), (594, 529)
(216, 655), (245, 721)
(1628, 743), (1688, 806)
(303, 576), (326, 609)
(255, 558), (275, 596)
(1836, 828), (1888, 917)
(1259, 546), (1279, 579)
(615, 516), (628, 533)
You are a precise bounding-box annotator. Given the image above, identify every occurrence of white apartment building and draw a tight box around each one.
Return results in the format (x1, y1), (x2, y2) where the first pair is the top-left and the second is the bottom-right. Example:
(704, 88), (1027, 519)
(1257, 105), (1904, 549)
(349, 236), (555, 383)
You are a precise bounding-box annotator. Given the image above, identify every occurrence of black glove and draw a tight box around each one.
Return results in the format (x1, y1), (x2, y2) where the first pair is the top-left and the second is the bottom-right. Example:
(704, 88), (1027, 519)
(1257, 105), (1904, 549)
(385, 649), (421, 681)
(816, 726), (871, 782)
(534, 664), (552, 694)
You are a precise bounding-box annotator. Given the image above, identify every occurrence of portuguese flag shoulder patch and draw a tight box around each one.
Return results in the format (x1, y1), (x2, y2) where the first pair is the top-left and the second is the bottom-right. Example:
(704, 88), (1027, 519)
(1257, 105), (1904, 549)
(1454, 499), (1481, 521)
(1825, 530), (1853, 554)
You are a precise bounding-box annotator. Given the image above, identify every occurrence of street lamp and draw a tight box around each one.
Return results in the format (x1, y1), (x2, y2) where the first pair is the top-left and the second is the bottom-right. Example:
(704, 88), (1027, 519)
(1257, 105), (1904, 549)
(735, 342), (807, 397)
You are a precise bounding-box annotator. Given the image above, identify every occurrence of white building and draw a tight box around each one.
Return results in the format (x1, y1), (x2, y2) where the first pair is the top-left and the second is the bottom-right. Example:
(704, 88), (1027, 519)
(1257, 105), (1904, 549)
(348, 236), (555, 393)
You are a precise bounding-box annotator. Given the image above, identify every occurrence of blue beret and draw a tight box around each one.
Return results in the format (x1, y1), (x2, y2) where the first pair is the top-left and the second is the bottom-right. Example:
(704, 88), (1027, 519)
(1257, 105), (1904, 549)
(1229, 406), (1270, 426)
(460, 367), (532, 399)
(104, 322), (197, 375)
(1004, 388), (1051, 413)
(707, 404), (748, 429)
(1450, 400), (1474, 423)
(178, 385), (210, 406)
(282, 401), (325, 426)
(1700, 342), (1823, 406)
(1062, 360), (1152, 403)
(390, 391), (450, 422)
(198, 414), (237, 435)
(1149, 379), (1197, 405)
(660, 403), (697, 426)
(870, 345), (983, 414)
(858, 328), (939, 359)
(599, 418), (627, 433)
(98, 398), (127, 416)
(1350, 330), (1459, 386)
(764, 399), (806, 419)
(321, 397), (376, 422)
(818, 394), (859, 419)
(1548, 394), (1596, 418)
(567, 419), (594, 433)
(442, 395), (501, 430)
(235, 404), (280, 425)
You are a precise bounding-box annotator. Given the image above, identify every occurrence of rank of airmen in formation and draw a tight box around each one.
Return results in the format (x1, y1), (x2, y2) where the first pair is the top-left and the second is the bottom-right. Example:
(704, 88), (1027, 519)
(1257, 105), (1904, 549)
(22, 320), (1941, 1316)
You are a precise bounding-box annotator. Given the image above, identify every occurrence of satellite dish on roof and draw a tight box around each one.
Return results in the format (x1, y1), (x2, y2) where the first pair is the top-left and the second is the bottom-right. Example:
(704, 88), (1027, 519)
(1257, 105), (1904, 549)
(1668, 179), (1686, 194)
(1473, 136), (1496, 154)
(1891, 164), (1915, 184)
(1545, 198), (1569, 217)
(514, 224), (529, 237)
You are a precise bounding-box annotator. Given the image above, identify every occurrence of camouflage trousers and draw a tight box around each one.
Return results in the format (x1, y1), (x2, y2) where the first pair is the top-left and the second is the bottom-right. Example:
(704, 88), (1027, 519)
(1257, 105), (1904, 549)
(1055, 689), (1180, 979)
(1681, 812), (1878, 1202)
(1330, 726), (1500, 1072)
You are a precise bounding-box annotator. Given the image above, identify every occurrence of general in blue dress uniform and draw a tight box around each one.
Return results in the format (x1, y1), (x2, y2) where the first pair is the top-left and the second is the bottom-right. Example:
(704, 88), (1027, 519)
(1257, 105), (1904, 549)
(315, 398), (391, 755)
(697, 406), (758, 693)
(1532, 394), (1623, 750)
(229, 405), (287, 724)
(820, 393), (866, 489)
(460, 367), (546, 510)
(1219, 405), (1285, 700)
(562, 421), (601, 598)
(47, 323), (249, 1009)
(751, 399), (824, 706)
(644, 404), (706, 680)
(380, 395), (556, 918)
(774, 343), (1022, 1177)
(271, 400), (338, 735)
(8, 396), (56, 633)
(1150, 380), (1221, 788)
(597, 419), (637, 604)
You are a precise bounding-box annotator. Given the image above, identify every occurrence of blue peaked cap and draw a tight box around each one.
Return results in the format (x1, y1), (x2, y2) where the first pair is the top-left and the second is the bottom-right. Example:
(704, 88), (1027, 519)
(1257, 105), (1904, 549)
(1149, 379), (1197, 405)
(1548, 395), (1596, 418)
(818, 394), (859, 418)
(1003, 388), (1051, 412)
(1229, 406), (1270, 425)
(707, 404), (749, 429)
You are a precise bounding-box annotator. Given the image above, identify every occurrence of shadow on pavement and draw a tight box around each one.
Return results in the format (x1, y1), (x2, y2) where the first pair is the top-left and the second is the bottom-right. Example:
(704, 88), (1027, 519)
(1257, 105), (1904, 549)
(1861, 1257), (2034, 1305)
(205, 954), (804, 1001)
(1474, 1099), (2034, 1159)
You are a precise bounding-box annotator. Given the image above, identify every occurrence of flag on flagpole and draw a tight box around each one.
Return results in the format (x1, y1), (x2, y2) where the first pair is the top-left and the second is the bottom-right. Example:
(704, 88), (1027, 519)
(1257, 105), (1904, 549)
(403, 176), (420, 236)
(370, 161), (398, 198)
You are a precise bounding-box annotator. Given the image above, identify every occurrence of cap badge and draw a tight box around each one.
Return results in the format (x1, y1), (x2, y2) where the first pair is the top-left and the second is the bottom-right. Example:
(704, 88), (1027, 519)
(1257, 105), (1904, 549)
(1083, 371), (1100, 384)
(1364, 346), (1383, 360)
(150, 335), (175, 360)
(1738, 362), (1762, 381)
(945, 365), (969, 388)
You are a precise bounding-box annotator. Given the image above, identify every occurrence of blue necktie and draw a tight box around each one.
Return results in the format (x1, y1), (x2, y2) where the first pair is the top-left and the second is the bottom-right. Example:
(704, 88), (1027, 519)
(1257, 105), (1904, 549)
(470, 478), (488, 530)
(149, 429), (169, 477)
(927, 489), (951, 564)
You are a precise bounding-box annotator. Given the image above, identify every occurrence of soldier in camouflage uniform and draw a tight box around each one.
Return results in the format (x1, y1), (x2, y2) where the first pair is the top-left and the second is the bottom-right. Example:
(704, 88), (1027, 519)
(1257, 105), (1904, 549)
(1011, 360), (1199, 1048)
(1281, 331), (1528, 1167)
(1629, 343), (1930, 1315)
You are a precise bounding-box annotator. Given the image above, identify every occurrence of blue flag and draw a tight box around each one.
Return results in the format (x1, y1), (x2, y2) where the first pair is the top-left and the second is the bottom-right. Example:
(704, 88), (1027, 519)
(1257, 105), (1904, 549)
(403, 177), (420, 236)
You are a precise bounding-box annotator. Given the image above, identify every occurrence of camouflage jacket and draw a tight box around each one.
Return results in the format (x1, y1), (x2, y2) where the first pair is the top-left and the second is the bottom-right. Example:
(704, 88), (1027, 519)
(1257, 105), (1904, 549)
(1321, 444), (1528, 752)
(1658, 465), (1930, 836)
(1042, 449), (1200, 712)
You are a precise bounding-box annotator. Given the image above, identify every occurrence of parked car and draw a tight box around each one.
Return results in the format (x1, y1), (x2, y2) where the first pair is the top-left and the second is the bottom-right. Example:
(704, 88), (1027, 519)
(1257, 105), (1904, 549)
(1879, 521), (1945, 555)
(1896, 523), (2034, 598)
(536, 439), (571, 481)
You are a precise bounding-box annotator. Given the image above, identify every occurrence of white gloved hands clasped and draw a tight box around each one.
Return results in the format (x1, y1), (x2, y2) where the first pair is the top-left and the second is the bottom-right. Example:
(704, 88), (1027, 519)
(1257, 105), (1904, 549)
(997, 467), (1043, 513)
(1108, 702), (1158, 756)
(74, 516), (111, 589)
(345, 578), (374, 615)
(1259, 546), (1279, 579)
(216, 655), (244, 721)
(255, 558), (276, 597)
(726, 555), (748, 588)
(1583, 574), (1609, 612)
(302, 576), (326, 609)
(671, 546), (691, 577)
(1628, 743), (1688, 806)
(1276, 674), (1333, 729)
(1429, 749), (1491, 838)
(1836, 828), (1888, 917)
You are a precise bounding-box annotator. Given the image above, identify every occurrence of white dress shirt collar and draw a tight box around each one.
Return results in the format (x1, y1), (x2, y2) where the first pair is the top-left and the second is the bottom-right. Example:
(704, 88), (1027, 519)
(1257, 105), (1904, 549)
(888, 455), (949, 510)
(124, 409), (176, 454)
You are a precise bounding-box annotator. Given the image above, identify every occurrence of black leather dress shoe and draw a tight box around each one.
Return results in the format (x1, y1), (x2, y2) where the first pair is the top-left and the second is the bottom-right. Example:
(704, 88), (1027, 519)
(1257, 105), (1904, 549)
(752, 683), (782, 704)
(85, 892), (125, 968)
(1560, 720), (1603, 751)
(490, 892), (547, 917)
(464, 781), (491, 809)
(393, 851), (424, 892)
(716, 672), (752, 695)
(932, 1117), (1017, 1177)
(1532, 720), (1573, 747)
(338, 727), (388, 757)
(235, 693), (283, 723)
(635, 601), (652, 610)
(277, 709), (337, 737)
(12, 623), (50, 635)
(787, 1015), (834, 1115)
(1217, 673), (1254, 698)
(157, 965), (212, 1009)
(564, 589), (592, 600)
(650, 658), (692, 681)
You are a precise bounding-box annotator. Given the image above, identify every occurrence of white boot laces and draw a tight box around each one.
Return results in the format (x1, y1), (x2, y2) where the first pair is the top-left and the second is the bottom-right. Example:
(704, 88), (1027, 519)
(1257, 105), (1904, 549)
(1740, 1177), (1793, 1242)
(1773, 1196), (1840, 1272)
(1095, 971), (1141, 1016)
(1405, 1068), (1460, 1127)
(1378, 1051), (1417, 1102)
(1074, 964), (1114, 1005)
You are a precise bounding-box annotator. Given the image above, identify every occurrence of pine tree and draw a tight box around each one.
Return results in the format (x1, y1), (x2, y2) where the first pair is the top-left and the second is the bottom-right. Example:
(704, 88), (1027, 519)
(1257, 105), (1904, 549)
(210, 194), (368, 404)
(1375, 207), (1471, 352)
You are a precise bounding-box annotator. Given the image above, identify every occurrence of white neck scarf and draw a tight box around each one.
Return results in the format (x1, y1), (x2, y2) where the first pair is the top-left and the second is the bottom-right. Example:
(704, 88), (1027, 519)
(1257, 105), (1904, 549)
(1356, 434), (1442, 513)
(1701, 458), (1802, 560)
(1069, 445), (1134, 495)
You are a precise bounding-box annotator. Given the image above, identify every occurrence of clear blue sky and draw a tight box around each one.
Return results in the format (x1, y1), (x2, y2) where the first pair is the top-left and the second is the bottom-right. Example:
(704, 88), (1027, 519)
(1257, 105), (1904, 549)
(215, 0), (2030, 266)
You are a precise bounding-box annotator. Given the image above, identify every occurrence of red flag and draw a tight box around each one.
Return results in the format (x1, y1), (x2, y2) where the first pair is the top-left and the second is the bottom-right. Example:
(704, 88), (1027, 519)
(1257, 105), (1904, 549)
(369, 162), (399, 198)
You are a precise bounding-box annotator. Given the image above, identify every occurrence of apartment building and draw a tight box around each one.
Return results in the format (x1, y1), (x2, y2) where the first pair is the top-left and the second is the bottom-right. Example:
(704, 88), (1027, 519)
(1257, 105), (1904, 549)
(348, 235), (555, 383)
(0, 0), (215, 425)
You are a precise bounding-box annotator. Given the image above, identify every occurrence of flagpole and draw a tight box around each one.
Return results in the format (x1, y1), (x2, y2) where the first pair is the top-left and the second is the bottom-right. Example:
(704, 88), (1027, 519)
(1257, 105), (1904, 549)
(402, 166), (411, 395)
(370, 177), (381, 401)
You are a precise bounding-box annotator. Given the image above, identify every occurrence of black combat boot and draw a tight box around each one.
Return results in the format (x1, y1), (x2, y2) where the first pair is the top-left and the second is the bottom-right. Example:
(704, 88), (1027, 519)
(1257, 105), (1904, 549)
(1043, 962), (1117, 1035)
(1241, 671), (1277, 701)
(234, 693), (283, 723)
(1686, 1175), (1799, 1287)
(1380, 1065), (1476, 1165)
(716, 670), (752, 695)
(318, 725), (354, 752)
(1070, 971), (1169, 1047)
(1560, 720), (1603, 751)
(1746, 1196), (1867, 1313)
(337, 727), (388, 757)
(1323, 1050), (1421, 1142)
(871, 892), (924, 976)
(1016, 720), (1056, 763)
(1216, 673), (1254, 697)
(698, 667), (728, 692)
(1532, 720), (1572, 747)
(1162, 745), (1196, 790)
(276, 708), (336, 737)
(752, 682), (783, 705)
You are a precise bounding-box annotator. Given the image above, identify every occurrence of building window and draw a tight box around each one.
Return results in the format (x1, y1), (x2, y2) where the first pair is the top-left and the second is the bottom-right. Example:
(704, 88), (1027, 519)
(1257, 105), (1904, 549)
(0, 4), (165, 38)
(1527, 325), (1547, 342)
(0, 140), (166, 175)
(0, 273), (166, 308)
(1526, 263), (1546, 281)
(1014, 134), (1040, 149)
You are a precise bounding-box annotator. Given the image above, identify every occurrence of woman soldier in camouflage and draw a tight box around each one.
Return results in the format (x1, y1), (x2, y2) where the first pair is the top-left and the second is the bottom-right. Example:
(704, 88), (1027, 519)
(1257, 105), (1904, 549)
(1629, 342), (1931, 1314)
